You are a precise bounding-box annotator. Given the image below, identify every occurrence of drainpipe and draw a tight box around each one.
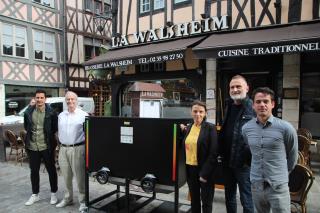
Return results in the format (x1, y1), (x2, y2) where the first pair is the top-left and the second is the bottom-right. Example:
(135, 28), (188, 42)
(63, 0), (68, 91)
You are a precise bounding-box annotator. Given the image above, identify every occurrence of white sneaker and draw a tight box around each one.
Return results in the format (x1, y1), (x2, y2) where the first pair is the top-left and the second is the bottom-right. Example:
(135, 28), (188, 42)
(25, 194), (40, 206)
(50, 193), (58, 205)
(79, 203), (88, 212)
(56, 199), (73, 208)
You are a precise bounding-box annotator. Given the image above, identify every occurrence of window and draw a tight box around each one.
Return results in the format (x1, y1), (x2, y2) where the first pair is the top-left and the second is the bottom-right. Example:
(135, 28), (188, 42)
(138, 62), (164, 72)
(33, 0), (54, 7)
(104, 1), (111, 13)
(154, 62), (163, 72)
(33, 30), (56, 62)
(85, 0), (106, 13)
(85, 0), (93, 11)
(2, 23), (27, 58)
(154, 0), (164, 10)
(84, 37), (102, 61)
(140, 0), (150, 13)
(5, 85), (58, 116)
(174, 0), (188, 3)
(95, 1), (102, 14)
(120, 79), (199, 118)
(140, 64), (149, 72)
(173, 0), (190, 9)
(139, 0), (164, 14)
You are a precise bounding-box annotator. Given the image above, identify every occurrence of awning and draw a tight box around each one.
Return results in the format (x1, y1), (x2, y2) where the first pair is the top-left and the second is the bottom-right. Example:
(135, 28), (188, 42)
(193, 22), (320, 58)
(84, 36), (204, 70)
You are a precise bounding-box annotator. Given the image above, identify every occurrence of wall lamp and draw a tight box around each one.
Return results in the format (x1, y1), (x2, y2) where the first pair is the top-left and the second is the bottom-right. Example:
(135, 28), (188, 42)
(94, 11), (112, 33)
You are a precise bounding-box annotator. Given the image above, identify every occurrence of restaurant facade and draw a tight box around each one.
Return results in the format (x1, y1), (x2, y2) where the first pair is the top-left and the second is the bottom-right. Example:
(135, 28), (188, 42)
(84, 0), (320, 137)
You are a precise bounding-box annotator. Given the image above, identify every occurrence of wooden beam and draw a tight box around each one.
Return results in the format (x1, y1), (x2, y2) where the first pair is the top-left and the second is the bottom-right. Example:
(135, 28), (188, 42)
(288, 0), (302, 23)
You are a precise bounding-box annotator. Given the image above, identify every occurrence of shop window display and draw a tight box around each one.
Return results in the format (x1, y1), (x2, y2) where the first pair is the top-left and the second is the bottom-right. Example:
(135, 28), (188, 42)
(120, 79), (199, 118)
(301, 72), (320, 138)
(5, 85), (58, 116)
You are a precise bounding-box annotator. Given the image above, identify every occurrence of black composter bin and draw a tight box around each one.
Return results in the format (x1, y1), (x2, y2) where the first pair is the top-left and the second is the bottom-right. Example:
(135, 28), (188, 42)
(85, 117), (191, 213)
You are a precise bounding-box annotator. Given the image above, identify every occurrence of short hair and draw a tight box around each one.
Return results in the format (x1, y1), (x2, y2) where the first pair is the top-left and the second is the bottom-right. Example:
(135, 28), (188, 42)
(230, 74), (248, 85)
(65, 91), (78, 100)
(252, 87), (275, 101)
(35, 89), (46, 97)
(191, 100), (207, 112)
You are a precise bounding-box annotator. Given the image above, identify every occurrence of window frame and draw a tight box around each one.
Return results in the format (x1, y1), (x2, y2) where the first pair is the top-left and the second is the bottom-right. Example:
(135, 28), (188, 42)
(140, 0), (151, 14)
(84, 37), (102, 61)
(154, 0), (165, 11)
(94, 1), (102, 14)
(136, 62), (165, 73)
(33, 30), (56, 62)
(32, 0), (55, 8)
(84, 0), (93, 11)
(139, 0), (164, 16)
(1, 23), (28, 58)
(85, 0), (107, 15)
(174, 0), (189, 3)
(173, 0), (191, 9)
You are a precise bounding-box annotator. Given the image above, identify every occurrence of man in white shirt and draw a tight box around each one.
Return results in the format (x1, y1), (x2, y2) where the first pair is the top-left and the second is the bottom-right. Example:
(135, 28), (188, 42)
(56, 91), (88, 212)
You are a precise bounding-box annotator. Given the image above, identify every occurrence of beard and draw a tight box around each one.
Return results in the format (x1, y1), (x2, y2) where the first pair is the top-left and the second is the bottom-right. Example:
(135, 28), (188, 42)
(230, 92), (246, 101)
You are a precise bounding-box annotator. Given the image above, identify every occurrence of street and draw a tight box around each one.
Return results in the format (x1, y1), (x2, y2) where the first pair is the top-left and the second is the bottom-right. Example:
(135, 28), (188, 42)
(0, 153), (320, 212)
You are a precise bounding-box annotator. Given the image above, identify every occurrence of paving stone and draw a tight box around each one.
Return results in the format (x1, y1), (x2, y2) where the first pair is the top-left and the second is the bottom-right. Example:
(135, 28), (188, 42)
(1, 156), (319, 213)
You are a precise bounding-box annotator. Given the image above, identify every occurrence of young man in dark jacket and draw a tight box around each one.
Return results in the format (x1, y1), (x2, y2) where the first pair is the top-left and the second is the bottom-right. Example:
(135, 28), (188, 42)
(219, 75), (255, 213)
(24, 89), (58, 206)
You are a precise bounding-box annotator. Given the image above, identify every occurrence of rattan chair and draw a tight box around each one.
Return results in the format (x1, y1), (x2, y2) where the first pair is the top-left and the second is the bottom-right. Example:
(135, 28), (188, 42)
(5, 130), (24, 165)
(298, 135), (311, 168)
(19, 130), (28, 163)
(289, 164), (314, 213)
(297, 128), (312, 140)
(297, 151), (305, 166)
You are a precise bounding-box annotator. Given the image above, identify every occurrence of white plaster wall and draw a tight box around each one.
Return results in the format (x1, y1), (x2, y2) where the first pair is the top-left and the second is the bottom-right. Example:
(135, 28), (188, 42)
(206, 58), (217, 124)
(282, 54), (300, 129)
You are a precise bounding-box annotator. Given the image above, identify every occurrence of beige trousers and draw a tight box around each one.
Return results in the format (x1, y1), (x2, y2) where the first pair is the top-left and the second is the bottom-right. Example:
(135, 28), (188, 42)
(58, 145), (85, 204)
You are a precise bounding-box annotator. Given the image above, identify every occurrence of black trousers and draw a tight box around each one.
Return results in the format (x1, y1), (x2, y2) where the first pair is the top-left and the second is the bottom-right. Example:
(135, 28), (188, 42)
(186, 165), (215, 213)
(27, 149), (58, 194)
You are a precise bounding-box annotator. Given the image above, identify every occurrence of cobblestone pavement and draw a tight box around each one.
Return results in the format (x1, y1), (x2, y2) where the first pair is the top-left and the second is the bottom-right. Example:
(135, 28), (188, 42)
(1, 152), (319, 213)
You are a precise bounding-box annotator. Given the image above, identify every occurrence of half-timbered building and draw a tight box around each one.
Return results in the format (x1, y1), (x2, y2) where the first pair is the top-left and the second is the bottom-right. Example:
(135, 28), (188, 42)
(84, 0), (320, 137)
(0, 0), (65, 116)
(65, 0), (112, 97)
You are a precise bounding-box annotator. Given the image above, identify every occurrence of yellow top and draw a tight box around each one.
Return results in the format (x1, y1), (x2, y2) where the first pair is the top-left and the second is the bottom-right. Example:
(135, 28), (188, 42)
(185, 124), (201, 166)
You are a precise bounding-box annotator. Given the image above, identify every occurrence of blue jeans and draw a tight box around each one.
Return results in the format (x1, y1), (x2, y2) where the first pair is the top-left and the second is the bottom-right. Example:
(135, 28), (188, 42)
(251, 181), (290, 213)
(223, 166), (254, 213)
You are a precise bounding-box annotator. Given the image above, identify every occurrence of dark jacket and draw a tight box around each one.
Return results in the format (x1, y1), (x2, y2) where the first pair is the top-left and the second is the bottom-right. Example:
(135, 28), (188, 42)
(24, 104), (58, 153)
(183, 121), (218, 180)
(219, 96), (255, 168)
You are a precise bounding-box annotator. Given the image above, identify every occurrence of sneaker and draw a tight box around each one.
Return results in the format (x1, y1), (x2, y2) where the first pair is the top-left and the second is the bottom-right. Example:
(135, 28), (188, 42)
(79, 203), (88, 212)
(25, 194), (40, 206)
(50, 193), (58, 205)
(56, 199), (73, 208)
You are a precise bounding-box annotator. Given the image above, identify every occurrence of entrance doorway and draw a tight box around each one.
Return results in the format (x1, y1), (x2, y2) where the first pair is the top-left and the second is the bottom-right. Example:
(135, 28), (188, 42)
(216, 55), (283, 124)
(300, 52), (320, 138)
